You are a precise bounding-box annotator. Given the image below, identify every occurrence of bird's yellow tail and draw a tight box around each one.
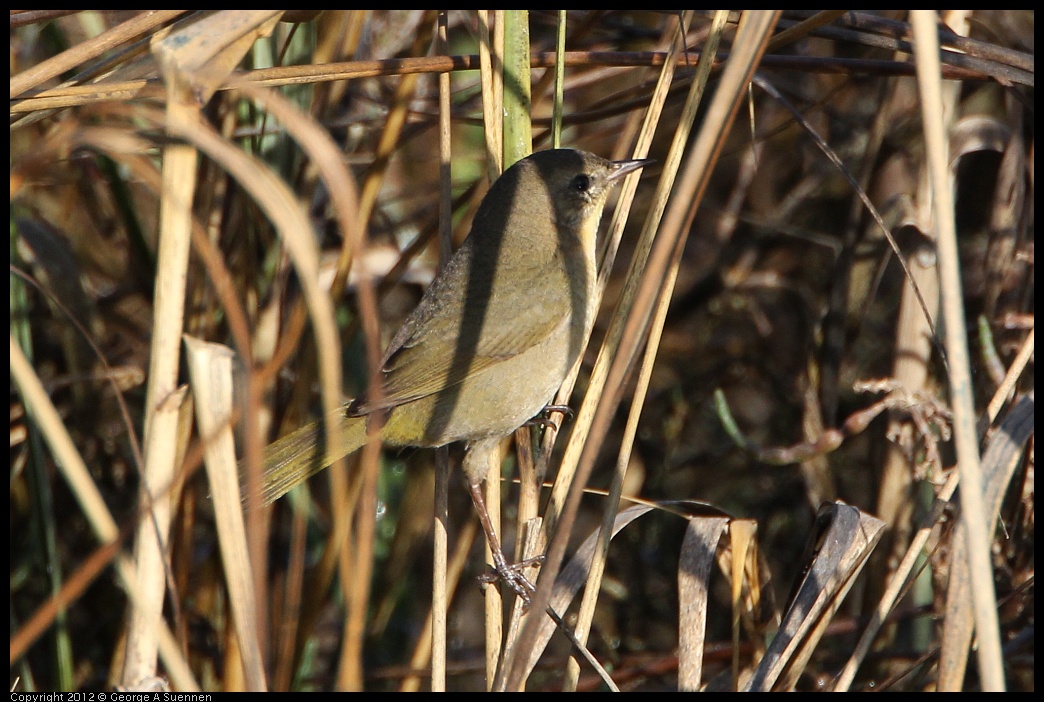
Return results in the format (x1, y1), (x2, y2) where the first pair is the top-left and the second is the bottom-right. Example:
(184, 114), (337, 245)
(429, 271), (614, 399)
(249, 411), (369, 504)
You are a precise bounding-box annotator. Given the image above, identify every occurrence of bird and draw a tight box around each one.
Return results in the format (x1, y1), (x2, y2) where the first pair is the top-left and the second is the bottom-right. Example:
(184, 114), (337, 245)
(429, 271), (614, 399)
(251, 148), (650, 596)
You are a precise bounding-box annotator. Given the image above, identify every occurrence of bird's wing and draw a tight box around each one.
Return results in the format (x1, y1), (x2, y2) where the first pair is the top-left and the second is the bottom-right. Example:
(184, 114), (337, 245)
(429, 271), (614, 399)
(350, 256), (571, 414)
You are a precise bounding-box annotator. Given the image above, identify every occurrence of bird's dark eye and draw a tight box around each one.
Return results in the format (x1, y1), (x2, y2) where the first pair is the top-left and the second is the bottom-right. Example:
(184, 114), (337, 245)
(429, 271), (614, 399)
(570, 174), (590, 192)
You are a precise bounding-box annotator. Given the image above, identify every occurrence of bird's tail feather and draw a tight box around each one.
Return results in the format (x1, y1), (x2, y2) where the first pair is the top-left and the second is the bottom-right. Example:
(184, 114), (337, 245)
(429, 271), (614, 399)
(249, 411), (369, 505)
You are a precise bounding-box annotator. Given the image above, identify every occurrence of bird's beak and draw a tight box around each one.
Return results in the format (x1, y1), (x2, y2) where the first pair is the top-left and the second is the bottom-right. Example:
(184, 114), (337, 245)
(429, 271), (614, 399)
(608, 157), (654, 181)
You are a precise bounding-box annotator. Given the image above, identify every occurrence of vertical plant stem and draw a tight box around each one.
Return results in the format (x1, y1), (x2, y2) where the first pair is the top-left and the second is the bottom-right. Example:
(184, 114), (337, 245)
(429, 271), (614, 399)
(910, 10), (1004, 691)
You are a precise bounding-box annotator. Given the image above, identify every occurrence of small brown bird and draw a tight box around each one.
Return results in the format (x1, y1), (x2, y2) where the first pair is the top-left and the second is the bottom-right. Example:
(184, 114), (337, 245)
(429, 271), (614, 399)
(254, 148), (649, 595)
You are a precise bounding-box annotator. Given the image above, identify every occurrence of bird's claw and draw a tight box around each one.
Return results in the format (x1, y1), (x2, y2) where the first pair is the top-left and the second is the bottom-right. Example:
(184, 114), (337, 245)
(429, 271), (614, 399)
(525, 404), (574, 430)
(478, 555), (544, 608)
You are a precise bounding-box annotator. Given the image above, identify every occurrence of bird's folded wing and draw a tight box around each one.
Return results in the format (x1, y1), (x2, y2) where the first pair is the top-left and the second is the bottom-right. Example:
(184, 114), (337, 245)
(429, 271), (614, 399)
(351, 262), (569, 414)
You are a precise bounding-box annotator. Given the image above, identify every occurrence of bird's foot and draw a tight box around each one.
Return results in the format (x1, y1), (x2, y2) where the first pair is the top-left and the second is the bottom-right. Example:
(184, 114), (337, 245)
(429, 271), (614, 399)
(478, 553), (544, 607)
(525, 404), (574, 430)
(467, 481), (545, 607)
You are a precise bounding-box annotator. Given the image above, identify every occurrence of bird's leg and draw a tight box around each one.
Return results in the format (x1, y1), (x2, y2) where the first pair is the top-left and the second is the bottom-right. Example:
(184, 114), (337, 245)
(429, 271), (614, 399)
(467, 481), (541, 604)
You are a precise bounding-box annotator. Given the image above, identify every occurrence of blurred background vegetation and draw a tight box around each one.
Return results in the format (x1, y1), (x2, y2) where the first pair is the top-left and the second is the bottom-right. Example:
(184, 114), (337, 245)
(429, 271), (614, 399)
(10, 10), (1034, 692)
